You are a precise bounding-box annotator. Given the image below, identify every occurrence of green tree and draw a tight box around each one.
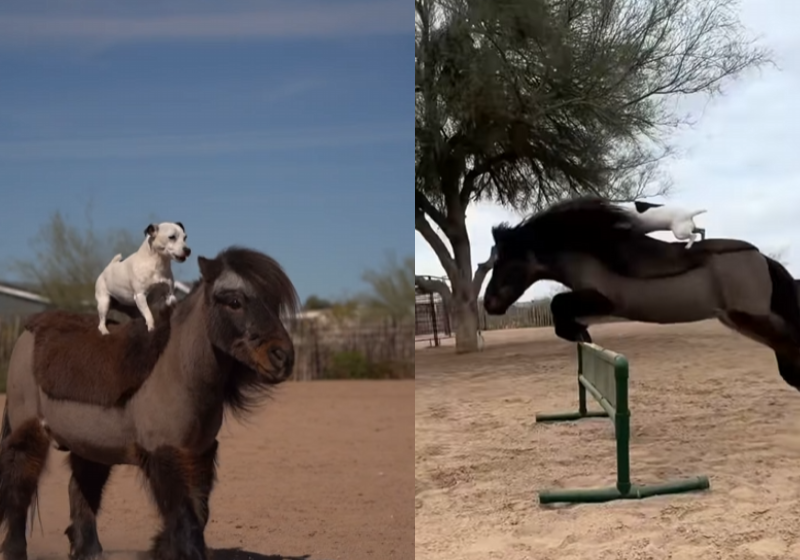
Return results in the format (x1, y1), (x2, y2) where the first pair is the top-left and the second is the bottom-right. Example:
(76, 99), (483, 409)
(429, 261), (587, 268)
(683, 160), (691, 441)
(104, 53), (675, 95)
(360, 253), (415, 322)
(10, 206), (140, 310)
(303, 294), (334, 310)
(415, 0), (770, 353)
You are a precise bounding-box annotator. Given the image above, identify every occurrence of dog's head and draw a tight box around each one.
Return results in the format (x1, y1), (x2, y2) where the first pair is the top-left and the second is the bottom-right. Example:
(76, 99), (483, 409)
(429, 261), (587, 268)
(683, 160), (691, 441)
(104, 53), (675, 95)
(144, 222), (191, 263)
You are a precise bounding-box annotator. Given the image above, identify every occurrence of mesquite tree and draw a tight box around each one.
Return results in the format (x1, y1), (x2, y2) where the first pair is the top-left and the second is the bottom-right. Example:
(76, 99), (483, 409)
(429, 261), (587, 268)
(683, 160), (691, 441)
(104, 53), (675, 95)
(415, 0), (769, 353)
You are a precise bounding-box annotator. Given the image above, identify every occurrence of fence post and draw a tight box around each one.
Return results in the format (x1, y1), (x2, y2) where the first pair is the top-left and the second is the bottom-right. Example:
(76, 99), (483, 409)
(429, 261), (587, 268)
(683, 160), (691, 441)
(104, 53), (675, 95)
(429, 293), (440, 347)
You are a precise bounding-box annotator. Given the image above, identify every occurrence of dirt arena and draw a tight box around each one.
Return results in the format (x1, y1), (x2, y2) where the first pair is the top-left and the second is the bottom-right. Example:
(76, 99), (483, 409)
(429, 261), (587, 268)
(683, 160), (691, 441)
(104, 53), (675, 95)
(416, 321), (800, 560)
(13, 380), (413, 560)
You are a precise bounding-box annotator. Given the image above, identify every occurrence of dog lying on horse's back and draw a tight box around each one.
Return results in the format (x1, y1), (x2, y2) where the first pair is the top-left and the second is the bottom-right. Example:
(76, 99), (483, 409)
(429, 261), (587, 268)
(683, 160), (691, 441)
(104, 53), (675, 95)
(621, 200), (707, 249)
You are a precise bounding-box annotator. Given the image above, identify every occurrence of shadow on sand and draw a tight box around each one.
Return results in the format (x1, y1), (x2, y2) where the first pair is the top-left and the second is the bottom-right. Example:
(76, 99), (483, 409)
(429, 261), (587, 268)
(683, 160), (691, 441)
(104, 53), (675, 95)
(32, 549), (317, 560)
(212, 549), (314, 560)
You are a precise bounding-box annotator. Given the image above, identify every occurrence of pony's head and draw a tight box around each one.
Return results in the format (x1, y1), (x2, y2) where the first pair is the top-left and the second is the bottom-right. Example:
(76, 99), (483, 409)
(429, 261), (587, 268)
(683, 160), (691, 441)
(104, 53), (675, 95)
(195, 247), (299, 407)
(484, 196), (639, 314)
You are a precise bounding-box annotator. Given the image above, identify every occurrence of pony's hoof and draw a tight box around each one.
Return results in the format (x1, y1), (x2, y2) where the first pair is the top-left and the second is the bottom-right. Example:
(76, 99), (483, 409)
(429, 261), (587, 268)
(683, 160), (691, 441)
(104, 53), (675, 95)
(65, 523), (103, 560)
(576, 330), (593, 343)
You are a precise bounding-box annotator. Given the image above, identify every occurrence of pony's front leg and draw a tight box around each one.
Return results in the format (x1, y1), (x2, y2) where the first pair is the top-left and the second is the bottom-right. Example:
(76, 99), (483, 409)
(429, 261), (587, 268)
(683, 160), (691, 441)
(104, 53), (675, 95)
(138, 444), (217, 560)
(65, 453), (112, 560)
(194, 441), (219, 530)
(0, 418), (51, 560)
(550, 290), (615, 343)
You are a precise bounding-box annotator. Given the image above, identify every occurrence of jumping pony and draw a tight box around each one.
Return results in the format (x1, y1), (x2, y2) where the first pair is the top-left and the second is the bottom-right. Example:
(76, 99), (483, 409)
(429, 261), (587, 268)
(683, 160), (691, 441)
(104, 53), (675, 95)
(0, 246), (299, 560)
(483, 196), (800, 392)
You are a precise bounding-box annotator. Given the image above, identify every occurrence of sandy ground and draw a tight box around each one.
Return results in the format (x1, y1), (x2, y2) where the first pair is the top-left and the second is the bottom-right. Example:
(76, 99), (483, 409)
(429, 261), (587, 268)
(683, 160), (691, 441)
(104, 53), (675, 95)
(415, 321), (800, 560)
(12, 380), (413, 560)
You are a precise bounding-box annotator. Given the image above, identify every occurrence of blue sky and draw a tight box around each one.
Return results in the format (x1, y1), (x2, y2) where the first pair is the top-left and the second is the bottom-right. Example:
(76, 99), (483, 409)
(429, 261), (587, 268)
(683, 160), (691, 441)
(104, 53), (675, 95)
(0, 0), (407, 302)
(416, 0), (800, 300)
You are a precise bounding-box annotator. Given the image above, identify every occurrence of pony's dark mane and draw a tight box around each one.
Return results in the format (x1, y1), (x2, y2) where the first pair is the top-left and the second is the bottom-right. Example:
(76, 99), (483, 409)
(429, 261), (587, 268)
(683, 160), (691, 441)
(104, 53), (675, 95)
(215, 246), (300, 318)
(492, 196), (648, 263)
(204, 246), (300, 417)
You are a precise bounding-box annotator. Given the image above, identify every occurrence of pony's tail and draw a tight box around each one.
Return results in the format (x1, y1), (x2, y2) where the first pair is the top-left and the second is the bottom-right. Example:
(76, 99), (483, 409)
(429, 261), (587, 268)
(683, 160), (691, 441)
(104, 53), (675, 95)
(0, 401), (45, 538)
(765, 256), (800, 391)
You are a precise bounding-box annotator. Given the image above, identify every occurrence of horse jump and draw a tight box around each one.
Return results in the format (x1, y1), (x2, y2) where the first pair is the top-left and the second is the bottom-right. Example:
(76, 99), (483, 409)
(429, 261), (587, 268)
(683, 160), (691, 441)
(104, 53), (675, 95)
(535, 342), (710, 505)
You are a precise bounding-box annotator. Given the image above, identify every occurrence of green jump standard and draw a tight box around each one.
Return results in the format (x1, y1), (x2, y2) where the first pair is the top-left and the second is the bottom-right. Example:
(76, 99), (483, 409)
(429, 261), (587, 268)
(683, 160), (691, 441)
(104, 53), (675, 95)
(535, 343), (711, 505)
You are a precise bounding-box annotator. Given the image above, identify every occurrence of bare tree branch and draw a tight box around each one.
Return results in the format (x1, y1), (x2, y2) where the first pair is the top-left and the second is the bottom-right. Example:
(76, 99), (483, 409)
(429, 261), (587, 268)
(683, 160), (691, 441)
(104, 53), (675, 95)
(415, 212), (459, 280)
(415, 275), (453, 302)
(472, 245), (498, 293)
(416, 190), (450, 232)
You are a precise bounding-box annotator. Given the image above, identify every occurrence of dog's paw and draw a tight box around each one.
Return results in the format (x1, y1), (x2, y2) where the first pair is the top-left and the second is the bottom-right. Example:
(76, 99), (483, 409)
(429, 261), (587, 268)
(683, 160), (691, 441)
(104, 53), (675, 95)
(98, 326), (110, 336)
(146, 323), (156, 332)
(166, 295), (178, 306)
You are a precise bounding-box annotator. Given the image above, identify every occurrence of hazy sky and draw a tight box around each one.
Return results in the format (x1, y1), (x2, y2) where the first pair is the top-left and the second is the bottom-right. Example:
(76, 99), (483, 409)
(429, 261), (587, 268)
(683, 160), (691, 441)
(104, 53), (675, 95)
(0, 0), (408, 302)
(415, 0), (800, 300)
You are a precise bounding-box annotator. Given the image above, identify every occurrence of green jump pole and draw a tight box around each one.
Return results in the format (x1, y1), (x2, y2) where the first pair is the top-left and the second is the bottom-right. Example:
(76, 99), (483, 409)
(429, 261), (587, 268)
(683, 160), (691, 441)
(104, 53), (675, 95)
(535, 343), (711, 505)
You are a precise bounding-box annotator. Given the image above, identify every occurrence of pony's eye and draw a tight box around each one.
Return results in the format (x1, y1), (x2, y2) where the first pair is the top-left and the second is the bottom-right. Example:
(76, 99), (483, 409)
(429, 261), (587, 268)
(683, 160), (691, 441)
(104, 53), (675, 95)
(227, 298), (242, 310)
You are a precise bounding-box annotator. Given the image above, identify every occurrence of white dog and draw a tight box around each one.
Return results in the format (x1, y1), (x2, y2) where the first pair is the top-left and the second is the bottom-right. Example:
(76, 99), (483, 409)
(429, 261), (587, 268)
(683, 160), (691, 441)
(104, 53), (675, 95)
(623, 201), (707, 249)
(95, 222), (191, 335)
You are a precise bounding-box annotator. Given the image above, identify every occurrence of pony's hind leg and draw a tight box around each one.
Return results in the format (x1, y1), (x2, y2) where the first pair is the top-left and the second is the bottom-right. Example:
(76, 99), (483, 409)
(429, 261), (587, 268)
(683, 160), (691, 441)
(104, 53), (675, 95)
(136, 443), (218, 560)
(550, 290), (615, 343)
(720, 311), (800, 391)
(0, 418), (51, 560)
(65, 453), (112, 560)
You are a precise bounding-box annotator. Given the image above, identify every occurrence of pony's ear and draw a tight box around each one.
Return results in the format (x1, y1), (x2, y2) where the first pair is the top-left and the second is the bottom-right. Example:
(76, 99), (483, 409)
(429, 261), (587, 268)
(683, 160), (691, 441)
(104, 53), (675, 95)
(198, 256), (222, 282)
(491, 225), (509, 244)
(144, 223), (157, 238)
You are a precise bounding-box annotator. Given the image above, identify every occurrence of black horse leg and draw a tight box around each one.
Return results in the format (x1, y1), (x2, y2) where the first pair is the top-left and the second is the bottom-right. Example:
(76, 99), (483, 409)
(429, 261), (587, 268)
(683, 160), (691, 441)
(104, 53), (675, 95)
(65, 454), (112, 560)
(138, 444), (215, 560)
(721, 310), (800, 392)
(194, 441), (218, 530)
(550, 290), (615, 344)
(0, 419), (51, 560)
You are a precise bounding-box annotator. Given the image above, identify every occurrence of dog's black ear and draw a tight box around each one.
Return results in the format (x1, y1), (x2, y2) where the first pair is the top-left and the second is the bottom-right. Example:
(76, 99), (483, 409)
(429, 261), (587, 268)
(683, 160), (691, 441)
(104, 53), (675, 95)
(175, 222), (185, 232)
(634, 201), (663, 213)
(144, 223), (157, 237)
(198, 256), (223, 283)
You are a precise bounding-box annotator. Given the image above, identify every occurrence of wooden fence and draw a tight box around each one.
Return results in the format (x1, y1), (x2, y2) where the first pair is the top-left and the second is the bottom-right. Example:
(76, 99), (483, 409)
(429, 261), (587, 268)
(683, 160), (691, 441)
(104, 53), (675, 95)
(0, 314), (414, 391)
(477, 299), (624, 331)
(479, 299), (555, 330)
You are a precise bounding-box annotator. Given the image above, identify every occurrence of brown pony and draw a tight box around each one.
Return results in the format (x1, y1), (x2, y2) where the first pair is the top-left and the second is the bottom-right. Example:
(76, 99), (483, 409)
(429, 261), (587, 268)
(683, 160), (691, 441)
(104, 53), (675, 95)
(0, 246), (299, 560)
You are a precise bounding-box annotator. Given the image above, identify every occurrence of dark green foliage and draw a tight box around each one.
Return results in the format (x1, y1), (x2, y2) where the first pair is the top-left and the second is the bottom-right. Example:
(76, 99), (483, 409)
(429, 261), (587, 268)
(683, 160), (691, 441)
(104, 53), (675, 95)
(324, 350), (414, 380)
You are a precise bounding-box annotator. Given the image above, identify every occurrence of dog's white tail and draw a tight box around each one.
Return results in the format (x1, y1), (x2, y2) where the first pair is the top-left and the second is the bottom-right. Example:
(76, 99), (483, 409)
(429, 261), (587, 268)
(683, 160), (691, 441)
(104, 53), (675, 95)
(107, 253), (123, 266)
(689, 209), (707, 219)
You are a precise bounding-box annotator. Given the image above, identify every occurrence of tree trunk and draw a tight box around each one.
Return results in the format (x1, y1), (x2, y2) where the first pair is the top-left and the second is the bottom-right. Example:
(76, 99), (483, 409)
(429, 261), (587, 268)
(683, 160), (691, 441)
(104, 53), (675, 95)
(449, 230), (480, 353)
(451, 279), (479, 353)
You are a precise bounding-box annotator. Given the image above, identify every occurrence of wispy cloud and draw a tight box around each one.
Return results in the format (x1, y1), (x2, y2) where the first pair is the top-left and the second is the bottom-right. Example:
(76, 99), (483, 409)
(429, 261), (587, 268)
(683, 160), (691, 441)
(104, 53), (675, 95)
(0, 123), (404, 160)
(0, 1), (407, 48)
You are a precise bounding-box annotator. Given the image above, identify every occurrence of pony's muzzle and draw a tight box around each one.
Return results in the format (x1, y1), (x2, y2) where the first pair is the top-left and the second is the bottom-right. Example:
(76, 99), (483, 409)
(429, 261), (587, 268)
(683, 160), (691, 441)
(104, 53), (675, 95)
(251, 341), (295, 381)
(484, 294), (509, 315)
(269, 347), (290, 370)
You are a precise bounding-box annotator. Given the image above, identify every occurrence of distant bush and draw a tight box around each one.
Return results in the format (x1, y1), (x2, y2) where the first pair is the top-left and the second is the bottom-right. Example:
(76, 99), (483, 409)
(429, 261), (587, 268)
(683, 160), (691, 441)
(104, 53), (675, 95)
(324, 350), (414, 380)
